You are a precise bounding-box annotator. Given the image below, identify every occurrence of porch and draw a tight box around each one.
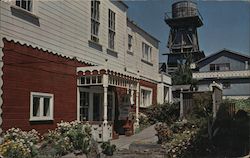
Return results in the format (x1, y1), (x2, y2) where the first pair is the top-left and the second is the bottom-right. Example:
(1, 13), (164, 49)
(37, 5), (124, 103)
(77, 66), (140, 142)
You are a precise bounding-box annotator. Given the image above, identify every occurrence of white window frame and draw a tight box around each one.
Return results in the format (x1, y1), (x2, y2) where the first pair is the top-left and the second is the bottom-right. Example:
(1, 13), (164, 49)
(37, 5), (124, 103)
(108, 9), (116, 50)
(14, 0), (33, 12)
(30, 92), (54, 121)
(91, 0), (100, 43)
(140, 86), (153, 108)
(11, 0), (38, 15)
(142, 42), (152, 62)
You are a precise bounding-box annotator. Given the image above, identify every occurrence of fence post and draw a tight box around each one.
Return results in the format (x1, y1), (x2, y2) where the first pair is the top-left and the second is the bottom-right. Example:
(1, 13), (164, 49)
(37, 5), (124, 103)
(180, 88), (184, 119)
(212, 88), (216, 118)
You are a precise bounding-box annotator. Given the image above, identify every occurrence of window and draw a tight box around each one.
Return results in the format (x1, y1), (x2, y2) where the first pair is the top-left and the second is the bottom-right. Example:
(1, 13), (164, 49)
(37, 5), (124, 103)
(80, 76), (102, 85)
(210, 63), (230, 71)
(220, 63), (230, 71)
(79, 88), (115, 121)
(16, 0), (32, 12)
(223, 82), (231, 89)
(210, 64), (216, 71)
(108, 9), (115, 49)
(140, 87), (152, 108)
(91, 0), (100, 43)
(128, 35), (133, 52)
(142, 42), (152, 62)
(30, 92), (53, 121)
(80, 92), (89, 121)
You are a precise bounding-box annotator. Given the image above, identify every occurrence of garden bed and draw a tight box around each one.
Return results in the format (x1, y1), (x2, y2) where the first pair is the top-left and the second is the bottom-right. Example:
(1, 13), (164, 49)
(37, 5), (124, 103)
(0, 121), (101, 158)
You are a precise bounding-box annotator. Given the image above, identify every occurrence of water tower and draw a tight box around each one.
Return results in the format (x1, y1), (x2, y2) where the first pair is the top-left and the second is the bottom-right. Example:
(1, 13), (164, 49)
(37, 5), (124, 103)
(164, 1), (205, 74)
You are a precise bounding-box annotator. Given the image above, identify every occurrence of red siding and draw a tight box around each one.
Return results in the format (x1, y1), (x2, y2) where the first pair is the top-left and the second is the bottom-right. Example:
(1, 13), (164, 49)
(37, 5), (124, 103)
(2, 39), (88, 134)
(139, 79), (157, 106)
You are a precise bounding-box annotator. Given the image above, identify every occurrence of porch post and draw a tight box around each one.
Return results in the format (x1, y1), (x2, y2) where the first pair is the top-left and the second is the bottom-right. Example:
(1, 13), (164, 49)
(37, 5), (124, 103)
(77, 86), (80, 121)
(102, 74), (109, 141)
(134, 82), (140, 131)
(130, 88), (134, 105)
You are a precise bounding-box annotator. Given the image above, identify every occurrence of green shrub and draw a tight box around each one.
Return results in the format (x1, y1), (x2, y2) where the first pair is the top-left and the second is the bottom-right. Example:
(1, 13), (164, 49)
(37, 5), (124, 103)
(162, 120), (202, 158)
(155, 123), (173, 144)
(42, 121), (92, 157)
(65, 124), (92, 153)
(192, 92), (213, 118)
(146, 102), (179, 124)
(134, 112), (151, 133)
(101, 141), (116, 156)
(232, 98), (250, 112)
(53, 136), (73, 156)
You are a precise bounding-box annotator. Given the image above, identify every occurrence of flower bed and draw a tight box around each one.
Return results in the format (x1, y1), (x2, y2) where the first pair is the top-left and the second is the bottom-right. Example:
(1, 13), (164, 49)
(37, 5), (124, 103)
(155, 120), (204, 158)
(0, 121), (95, 158)
(41, 121), (93, 157)
(0, 128), (40, 158)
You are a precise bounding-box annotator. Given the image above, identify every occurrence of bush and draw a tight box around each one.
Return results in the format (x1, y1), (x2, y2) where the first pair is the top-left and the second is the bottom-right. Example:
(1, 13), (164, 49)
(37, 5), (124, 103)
(146, 102), (179, 124)
(154, 114), (211, 157)
(0, 128), (40, 158)
(53, 136), (73, 156)
(192, 92), (212, 118)
(211, 102), (250, 157)
(232, 98), (250, 113)
(0, 140), (32, 158)
(155, 123), (173, 144)
(156, 120), (203, 158)
(101, 141), (116, 156)
(41, 121), (92, 157)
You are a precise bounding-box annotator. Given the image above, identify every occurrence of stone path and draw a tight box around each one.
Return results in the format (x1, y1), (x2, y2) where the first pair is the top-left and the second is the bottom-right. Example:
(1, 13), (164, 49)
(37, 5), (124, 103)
(111, 124), (158, 150)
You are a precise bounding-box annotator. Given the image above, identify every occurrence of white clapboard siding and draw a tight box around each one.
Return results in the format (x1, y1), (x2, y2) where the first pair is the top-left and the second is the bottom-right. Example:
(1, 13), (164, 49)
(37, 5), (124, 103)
(126, 23), (159, 81)
(0, 0), (160, 81)
(0, 0), (127, 71)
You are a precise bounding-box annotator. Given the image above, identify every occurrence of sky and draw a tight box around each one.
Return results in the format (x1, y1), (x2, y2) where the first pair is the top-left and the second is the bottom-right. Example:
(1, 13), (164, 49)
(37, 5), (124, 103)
(124, 0), (250, 63)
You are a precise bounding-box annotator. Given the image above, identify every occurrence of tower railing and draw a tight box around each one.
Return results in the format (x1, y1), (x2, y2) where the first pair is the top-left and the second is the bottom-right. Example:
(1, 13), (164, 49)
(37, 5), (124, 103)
(164, 9), (203, 21)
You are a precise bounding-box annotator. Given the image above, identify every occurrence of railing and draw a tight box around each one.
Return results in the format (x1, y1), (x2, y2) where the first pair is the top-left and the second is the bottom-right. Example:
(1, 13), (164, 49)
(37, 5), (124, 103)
(164, 9), (203, 21)
(89, 122), (113, 142)
(193, 70), (250, 79)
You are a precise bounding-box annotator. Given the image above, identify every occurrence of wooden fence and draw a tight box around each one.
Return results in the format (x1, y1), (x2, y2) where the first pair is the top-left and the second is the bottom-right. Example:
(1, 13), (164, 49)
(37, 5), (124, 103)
(180, 83), (223, 119)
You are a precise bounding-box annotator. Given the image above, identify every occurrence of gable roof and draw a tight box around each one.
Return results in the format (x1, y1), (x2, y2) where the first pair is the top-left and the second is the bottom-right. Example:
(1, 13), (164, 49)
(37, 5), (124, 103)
(197, 49), (250, 68)
(127, 18), (160, 43)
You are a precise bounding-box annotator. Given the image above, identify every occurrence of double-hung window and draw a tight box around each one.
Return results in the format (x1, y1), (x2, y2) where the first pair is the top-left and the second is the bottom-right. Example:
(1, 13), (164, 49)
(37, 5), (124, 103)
(140, 87), (152, 108)
(210, 63), (230, 71)
(91, 0), (100, 43)
(30, 92), (54, 121)
(128, 35), (133, 52)
(15, 0), (32, 12)
(108, 9), (115, 50)
(142, 42), (152, 62)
